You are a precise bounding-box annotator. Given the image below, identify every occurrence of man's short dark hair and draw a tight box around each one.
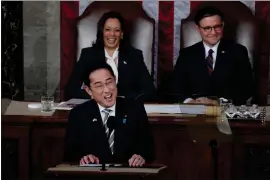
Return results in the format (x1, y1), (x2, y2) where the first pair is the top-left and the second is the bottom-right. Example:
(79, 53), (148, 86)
(194, 6), (224, 25)
(82, 61), (115, 87)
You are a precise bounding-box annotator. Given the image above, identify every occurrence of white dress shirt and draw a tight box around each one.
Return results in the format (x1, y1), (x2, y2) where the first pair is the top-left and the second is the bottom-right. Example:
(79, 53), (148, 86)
(105, 48), (119, 84)
(97, 103), (116, 124)
(183, 41), (220, 103)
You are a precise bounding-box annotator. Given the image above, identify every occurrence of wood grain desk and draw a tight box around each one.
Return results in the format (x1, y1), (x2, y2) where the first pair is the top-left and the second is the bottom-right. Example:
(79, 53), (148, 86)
(2, 103), (270, 180)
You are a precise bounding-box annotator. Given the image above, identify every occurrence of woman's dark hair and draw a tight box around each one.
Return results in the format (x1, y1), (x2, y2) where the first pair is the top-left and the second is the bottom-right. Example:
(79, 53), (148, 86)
(92, 11), (130, 50)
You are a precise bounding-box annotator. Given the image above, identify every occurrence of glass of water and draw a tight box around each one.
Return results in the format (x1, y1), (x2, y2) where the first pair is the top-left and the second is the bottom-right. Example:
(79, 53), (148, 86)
(41, 94), (54, 112)
(225, 104), (237, 118)
(219, 98), (233, 111)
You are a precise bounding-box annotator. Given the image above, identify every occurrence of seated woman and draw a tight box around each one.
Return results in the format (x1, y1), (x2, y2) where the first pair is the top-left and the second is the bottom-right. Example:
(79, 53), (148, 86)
(65, 11), (156, 102)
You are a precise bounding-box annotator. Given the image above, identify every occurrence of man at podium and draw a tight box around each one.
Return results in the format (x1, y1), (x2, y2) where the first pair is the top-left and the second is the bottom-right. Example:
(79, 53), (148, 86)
(63, 61), (155, 167)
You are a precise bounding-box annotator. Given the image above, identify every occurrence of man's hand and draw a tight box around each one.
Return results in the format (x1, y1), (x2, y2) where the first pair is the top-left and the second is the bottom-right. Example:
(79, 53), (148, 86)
(80, 154), (99, 165)
(187, 99), (201, 104)
(128, 154), (145, 167)
(195, 97), (218, 105)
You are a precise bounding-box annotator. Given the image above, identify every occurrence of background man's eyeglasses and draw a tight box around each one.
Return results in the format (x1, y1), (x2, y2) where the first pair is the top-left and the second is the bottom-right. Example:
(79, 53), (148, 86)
(199, 24), (223, 32)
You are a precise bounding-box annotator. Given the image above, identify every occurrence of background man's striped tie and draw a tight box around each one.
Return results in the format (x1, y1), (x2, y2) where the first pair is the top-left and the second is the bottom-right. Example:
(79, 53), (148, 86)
(206, 49), (214, 75)
(102, 109), (114, 154)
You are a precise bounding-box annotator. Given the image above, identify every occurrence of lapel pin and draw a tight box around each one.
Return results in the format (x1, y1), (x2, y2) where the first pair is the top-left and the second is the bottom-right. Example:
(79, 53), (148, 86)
(122, 115), (127, 124)
(221, 51), (225, 53)
(92, 118), (97, 122)
(123, 61), (127, 64)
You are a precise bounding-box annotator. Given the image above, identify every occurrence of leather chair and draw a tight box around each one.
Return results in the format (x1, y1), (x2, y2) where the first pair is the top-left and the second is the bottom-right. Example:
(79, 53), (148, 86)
(180, 2), (258, 104)
(181, 2), (258, 69)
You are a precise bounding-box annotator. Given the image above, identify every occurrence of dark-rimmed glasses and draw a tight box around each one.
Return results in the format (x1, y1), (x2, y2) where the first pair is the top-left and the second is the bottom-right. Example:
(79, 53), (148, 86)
(91, 80), (116, 93)
(198, 24), (223, 33)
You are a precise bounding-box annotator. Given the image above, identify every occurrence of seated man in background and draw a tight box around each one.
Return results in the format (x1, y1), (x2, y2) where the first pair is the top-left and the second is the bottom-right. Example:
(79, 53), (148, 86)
(64, 11), (156, 103)
(63, 61), (155, 166)
(170, 6), (253, 105)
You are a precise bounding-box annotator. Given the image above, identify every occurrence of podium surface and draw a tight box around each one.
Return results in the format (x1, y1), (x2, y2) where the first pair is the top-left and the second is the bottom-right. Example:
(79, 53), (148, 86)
(45, 164), (167, 180)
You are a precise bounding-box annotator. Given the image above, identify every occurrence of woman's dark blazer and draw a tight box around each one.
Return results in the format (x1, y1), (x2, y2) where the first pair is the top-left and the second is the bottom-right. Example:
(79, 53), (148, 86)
(64, 46), (156, 102)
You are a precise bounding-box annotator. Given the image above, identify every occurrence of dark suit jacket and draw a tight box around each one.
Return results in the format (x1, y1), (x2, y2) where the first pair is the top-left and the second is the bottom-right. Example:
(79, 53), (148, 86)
(63, 97), (155, 164)
(170, 39), (254, 105)
(64, 46), (156, 102)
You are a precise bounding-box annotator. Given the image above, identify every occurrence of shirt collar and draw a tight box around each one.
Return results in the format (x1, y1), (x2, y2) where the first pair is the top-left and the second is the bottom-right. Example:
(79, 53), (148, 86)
(104, 47), (119, 59)
(203, 41), (220, 55)
(97, 103), (116, 116)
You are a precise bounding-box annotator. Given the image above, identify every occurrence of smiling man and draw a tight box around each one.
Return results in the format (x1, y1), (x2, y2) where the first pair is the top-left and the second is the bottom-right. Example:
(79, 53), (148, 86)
(170, 6), (254, 105)
(63, 62), (155, 167)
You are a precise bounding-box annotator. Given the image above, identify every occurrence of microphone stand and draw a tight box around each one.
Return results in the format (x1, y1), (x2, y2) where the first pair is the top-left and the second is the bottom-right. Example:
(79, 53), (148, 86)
(209, 139), (218, 180)
(100, 163), (107, 171)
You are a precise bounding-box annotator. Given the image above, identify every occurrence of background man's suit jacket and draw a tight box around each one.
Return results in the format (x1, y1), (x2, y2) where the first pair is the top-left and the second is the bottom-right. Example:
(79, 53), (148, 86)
(170, 39), (254, 105)
(63, 97), (155, 164)
(65, 46), (156, 102)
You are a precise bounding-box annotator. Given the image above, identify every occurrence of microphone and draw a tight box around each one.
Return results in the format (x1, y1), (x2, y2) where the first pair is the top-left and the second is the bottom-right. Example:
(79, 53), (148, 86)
(135, 93), (147, 100)
(135, 93), (157, 103)
(107, 116), (116, 131)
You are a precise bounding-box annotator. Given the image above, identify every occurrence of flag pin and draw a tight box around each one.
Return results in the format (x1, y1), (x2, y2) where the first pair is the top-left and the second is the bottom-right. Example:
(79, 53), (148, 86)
(123, 115), (127, 124)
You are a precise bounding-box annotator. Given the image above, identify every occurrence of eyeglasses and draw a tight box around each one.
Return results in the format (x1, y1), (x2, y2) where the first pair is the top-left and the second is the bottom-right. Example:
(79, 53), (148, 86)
(91, 80), (116, 92)
(199, 24), (223, 33)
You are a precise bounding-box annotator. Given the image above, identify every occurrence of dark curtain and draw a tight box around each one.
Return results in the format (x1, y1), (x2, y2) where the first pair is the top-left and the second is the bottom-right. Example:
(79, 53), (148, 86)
(1, 1), (24, 100)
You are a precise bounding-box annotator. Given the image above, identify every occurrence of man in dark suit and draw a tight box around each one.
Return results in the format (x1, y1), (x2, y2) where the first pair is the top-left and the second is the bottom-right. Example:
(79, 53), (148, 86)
(170, 6), (253, 105)
(63, 61), (155, 167)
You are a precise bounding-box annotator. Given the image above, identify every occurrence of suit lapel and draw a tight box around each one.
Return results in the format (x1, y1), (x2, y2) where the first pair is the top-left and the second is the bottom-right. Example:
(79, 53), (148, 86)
(115, 98), (124, 121)
(117, 49), (129, 86)
(198, 41), (206, 59)
(95, 47), (106, 63)
(214, 40), (230, 74)
(90, 101), (108, 140)
(114, 98), (127, 155)
(197, 42), (210, 77)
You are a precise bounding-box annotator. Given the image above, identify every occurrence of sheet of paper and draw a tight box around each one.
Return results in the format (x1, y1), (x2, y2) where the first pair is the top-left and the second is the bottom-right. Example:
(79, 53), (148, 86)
(55, 99), (89, 110)
(79, 164), (122, 167)
(144, 104), (182, 114)
(144, 104), (207, 115)
(178, 104), (206, 114)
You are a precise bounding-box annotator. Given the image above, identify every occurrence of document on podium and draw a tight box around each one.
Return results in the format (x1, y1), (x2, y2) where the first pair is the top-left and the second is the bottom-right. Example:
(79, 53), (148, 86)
(55, 99), (89, 110)
(144, 104), (182, 114)
(79, 164), (122, 167)
(47, 163), (167, 174)
(144, 104), (207, 115)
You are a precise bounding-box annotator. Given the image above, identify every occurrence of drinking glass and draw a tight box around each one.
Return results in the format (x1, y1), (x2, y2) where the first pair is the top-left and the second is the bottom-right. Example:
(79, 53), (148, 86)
(219, 98), (233, 111)
(249, 104), (261, 119)
(238, 105), (249, 118)
(225, 104), (237, 118)
(41, 94), (54, 112)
